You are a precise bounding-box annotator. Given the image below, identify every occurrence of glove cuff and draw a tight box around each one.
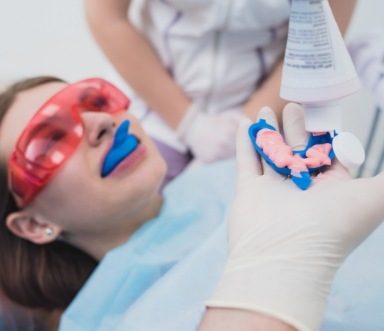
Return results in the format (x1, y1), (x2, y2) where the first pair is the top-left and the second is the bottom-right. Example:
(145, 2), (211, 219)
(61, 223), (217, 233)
(206, 254), (339, 331)
(176, 103), (203, 143)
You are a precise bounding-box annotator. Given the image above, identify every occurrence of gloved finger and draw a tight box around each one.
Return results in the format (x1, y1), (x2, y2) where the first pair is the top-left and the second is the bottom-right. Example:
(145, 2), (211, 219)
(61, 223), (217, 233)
(256, 107), (281, 178)
(327, 159), (352, 180)
(236, 118), (262, 184)
(222, 109), (246, 121)
(311, 164), (351, 188)
(206, 124), (239, 161)
(282, 103), (309, 151)
(220, 113), (246, 133)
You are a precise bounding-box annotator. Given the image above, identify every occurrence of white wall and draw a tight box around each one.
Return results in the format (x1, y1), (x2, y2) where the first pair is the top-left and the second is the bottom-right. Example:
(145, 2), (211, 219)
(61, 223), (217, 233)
(1, 1), (383, 81)
(0, 0), (106, 82)
(1, 0), (384, 174)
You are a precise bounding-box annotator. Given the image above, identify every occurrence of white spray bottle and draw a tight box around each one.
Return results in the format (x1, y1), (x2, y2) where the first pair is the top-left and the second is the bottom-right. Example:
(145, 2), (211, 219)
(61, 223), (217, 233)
(280, 0), (365, 171)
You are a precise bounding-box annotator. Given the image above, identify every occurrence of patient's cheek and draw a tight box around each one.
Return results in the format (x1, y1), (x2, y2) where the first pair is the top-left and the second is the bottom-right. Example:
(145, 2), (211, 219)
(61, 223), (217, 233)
(256, 129), (332, 175)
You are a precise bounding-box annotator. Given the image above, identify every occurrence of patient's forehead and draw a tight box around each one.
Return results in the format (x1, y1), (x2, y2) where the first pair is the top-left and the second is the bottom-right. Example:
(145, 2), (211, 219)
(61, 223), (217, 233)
(0, 82), (66, 161)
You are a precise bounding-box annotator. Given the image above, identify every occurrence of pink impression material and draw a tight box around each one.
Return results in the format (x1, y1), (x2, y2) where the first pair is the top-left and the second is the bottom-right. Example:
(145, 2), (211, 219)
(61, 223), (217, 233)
(256, 129), (332, 176)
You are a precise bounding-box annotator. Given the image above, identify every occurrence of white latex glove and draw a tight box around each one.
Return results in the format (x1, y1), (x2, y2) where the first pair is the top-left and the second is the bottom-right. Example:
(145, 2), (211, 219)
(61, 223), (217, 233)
(207, 104), (384, 331)
(177, 103), (245, 163)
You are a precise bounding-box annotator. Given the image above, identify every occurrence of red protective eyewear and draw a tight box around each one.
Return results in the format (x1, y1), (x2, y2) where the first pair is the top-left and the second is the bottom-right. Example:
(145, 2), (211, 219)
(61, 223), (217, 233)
(8, 78), (130, 207)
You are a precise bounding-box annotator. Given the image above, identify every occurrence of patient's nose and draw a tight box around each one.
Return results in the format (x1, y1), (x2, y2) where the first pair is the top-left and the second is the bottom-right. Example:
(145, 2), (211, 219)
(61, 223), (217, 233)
(81, 112), (116, 147)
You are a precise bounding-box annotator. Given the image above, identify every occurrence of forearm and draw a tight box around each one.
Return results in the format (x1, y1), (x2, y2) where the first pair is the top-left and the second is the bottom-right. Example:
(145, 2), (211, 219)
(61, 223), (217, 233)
(84, 0), (190, 129)
(198, 308), (296, 331)
(243, 60), (286, 122)
(329, 0), (358, 35)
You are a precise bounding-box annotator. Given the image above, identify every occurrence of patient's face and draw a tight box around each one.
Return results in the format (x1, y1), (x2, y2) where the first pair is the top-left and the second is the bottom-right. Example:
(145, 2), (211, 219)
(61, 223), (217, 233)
(0, 82), (166, 236)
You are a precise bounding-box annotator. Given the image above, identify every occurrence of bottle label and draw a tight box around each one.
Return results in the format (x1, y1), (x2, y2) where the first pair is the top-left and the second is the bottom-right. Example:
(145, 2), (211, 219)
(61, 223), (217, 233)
(285, 0), (334, 74)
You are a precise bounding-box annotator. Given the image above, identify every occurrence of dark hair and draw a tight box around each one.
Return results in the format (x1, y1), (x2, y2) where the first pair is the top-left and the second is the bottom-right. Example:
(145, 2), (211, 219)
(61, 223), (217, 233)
(0, 77), (98, 311)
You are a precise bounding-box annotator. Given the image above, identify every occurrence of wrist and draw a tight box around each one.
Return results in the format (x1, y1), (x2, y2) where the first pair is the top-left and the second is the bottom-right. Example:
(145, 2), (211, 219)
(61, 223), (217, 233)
(176, 103), (203, 142)
(199, 307), (296, 331)
(207, 245), (342, 331)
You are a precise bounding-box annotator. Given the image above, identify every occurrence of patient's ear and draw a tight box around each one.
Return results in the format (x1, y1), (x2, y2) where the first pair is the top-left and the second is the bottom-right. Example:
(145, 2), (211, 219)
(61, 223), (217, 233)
(6, 212), (61, 244)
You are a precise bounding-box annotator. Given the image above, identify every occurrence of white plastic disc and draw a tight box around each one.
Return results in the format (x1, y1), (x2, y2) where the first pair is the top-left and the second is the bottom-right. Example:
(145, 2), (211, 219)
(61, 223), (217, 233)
(332, 132), (365, 171)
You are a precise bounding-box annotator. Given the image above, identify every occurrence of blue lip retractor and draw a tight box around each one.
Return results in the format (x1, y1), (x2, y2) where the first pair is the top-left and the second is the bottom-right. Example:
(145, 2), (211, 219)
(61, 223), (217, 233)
(101, 120), (140, 177)
(248, 119), (336, 190)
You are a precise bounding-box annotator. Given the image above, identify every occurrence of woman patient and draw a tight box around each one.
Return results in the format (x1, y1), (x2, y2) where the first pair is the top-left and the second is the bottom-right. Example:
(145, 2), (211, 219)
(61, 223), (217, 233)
(0, 76), (384, 331)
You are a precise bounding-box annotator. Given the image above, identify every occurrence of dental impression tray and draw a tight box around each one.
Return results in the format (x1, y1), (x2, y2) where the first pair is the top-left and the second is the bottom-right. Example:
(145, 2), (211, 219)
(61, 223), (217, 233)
(248, 119), (335, 190)
(101, 120), (140, 177)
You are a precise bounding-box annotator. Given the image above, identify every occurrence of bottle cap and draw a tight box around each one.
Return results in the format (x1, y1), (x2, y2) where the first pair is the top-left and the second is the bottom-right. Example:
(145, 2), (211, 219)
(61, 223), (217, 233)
(332, 132), (365, 172)
(304, 103), (342, 132)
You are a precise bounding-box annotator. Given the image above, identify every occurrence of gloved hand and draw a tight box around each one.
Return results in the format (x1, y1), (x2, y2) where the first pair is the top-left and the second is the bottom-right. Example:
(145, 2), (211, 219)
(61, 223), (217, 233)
(207, 103), (384, 331)
(177, 103), (245, 163)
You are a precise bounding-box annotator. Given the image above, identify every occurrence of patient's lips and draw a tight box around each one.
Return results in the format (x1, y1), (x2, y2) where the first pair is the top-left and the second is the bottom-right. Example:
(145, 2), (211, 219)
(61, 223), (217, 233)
(107, 144), (147, 177)
(101, 120), (146, 177)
